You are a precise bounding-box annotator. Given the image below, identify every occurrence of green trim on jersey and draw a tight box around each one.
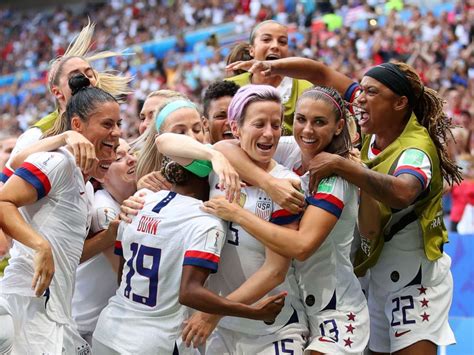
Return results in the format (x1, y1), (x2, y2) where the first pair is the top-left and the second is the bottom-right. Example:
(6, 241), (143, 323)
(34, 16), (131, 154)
(225, 73), (313, 135)
(354, 114), (447, 276)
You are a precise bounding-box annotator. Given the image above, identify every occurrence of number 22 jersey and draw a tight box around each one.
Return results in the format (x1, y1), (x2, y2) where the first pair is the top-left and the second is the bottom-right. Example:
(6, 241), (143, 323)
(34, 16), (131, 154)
(93, 190), (226, 354)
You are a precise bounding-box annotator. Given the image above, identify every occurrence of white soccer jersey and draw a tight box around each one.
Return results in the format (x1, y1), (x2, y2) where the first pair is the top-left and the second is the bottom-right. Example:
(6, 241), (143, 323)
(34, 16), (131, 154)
(208, 163), (305, 336)
(367, 137), (450, 290)
(93, 190), (227, 354)
(72, 189), (119, 334)
(0, 147), (94, 325)
(273, 136), (302, 172)
(0, 127), (42, 183)
(297, 174), (366, 314)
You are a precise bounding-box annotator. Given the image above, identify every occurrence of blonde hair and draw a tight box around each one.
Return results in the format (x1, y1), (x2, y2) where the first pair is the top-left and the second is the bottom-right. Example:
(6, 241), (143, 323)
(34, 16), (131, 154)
(135, 97), (199, 180)
(48, 20), (132, 100)
(146, 89), (187, 101)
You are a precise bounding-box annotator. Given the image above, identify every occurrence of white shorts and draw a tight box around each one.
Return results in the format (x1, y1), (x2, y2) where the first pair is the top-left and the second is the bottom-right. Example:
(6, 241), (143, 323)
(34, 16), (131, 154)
(206, 322), (308, 355)
(0, 294), (90, 355)
(305, 303), (369, 355)
(368, 271), (456, 353)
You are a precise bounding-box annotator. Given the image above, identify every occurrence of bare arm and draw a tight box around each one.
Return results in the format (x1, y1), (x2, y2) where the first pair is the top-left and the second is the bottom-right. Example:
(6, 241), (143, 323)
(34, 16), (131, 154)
(10, 131), (96, 174)
(358, 190), (382, 240)
(179, 265), (285, 320)
(214, 140), (304, 213)
(308, 152), (423, 209)
(155, 133), (240, 201)
(203, 199), (337, 261)
(227, 57), (354, 97)
(0, 176), (54, 296)
(80, 219), (120, 263)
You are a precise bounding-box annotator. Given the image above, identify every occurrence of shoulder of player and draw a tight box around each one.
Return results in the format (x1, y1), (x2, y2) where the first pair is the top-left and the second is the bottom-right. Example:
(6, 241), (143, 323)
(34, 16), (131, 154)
(93, 189), (120, 211)
(24, 148), (74, 171)
(270, 162), (299, 180)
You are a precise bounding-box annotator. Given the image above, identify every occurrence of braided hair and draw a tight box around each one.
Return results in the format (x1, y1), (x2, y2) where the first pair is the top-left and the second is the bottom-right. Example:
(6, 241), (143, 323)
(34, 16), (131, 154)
(395, 62), (462, 185)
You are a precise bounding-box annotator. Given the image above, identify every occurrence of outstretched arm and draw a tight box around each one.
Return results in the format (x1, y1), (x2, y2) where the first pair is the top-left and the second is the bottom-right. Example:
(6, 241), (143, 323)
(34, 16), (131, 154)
(10, 131), (96, 174)
(202, 198), (337, 261)
(227, 57), (354, 96)
(308, 153), (423, 209)
(155, 133), (240, 202)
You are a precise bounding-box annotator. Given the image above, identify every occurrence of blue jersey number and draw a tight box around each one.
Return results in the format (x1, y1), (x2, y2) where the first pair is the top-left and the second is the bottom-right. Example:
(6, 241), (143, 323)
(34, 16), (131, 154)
(124, 242), (161, 307)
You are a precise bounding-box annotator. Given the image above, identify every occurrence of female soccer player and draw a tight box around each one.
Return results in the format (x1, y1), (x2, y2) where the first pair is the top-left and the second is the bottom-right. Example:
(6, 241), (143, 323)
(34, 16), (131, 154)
(226, 20), (312, 133)
(1, 20), (130, 184)
(0, 78), (121, 354)
(91, 112), (287, 355)
(189, 87), (371, 354)
(306, 63), (459, 354)
(156, 85), (309, 354)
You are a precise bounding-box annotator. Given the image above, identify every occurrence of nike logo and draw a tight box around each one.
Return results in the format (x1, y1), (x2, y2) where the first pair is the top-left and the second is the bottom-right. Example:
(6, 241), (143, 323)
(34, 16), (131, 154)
(318, 336), (335, 343)
(394, 329), (411, 337)
(79, 191), (85, 195)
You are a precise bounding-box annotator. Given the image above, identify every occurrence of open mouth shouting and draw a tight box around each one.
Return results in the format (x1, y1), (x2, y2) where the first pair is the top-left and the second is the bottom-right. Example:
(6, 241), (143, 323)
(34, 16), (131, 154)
(265, 54), (281, 61)
(222, 130), (234, 140)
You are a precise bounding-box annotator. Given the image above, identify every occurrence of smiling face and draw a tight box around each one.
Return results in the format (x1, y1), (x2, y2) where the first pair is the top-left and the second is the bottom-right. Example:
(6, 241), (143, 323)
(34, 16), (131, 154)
(139, 95), (165, 135)
(104, 139), (137, 189)
(160, 107), (205, 143)
(249, 22), (289, 61)
(206, 96), (234, 143)
(52, 57), (98, 110)
(73, 101), (121, 162)
(355, 76), (404, 135)
(231, 100), (282, 169)
(293, 98), (344, 161)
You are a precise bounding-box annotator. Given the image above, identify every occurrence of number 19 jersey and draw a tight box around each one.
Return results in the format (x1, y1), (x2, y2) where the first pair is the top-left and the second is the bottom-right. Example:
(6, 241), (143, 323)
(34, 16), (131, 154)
(93, 190), (226, 354)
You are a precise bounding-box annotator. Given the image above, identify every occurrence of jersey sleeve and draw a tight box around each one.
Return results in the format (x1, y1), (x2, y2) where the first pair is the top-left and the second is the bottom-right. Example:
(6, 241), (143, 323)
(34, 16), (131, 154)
(13, 151), (69, 200)
(306, 176), (350, 219)
(90, 201), (119, 234)
(393, 148), (432, 190)
(273, 136), (300, 168)
(1, 128), (43, 183)
(114, 221), (127, 257)
(183, 218), (226, 273)
(344, 82), (362, 113)
(269, 166), (302, 225)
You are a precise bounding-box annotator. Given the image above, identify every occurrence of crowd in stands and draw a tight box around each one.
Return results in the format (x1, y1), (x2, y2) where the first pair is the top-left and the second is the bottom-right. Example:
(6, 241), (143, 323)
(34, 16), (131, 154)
(0, 0), (473, 158)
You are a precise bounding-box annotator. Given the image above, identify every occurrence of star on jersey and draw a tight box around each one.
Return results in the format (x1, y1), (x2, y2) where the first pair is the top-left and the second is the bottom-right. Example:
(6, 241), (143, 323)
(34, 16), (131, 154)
(421, 312), (430, 322)
(344, 337), (353, 348)
(417, 285), (427, 295)
(347, 312), (356, 321)
(420, 298), (429, 308)
(345, 324), (355, 334)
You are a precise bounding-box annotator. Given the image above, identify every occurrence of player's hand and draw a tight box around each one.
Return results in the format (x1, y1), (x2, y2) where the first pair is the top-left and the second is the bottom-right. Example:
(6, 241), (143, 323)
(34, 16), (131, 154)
(137, 171), (172, 192)
(251, 291), (287, 323)
(182, 312), (221, 348)
(266, 178), (304, 214)
(308, 152), (340, 194)
(63, 130), (97, 174)
(226, 60), (274, 77)
(31, 241), (55, 297)
(201, 196), (241, 221)
(105, 218), (120, 242)
(210, 151), (242, 203)
(119, 193), (146, 223)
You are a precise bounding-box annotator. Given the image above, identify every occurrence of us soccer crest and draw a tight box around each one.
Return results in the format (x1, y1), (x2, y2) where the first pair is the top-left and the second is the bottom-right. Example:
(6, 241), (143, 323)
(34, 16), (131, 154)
(255, 195), (272, 220)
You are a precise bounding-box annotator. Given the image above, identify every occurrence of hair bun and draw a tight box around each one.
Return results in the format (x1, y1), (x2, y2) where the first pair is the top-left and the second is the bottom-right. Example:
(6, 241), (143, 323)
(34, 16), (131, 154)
(69, 74), (91, 96)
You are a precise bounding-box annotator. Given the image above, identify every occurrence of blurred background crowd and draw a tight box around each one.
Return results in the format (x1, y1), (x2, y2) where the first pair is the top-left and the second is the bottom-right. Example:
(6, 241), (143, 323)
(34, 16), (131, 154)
(0, 0), (473, 229)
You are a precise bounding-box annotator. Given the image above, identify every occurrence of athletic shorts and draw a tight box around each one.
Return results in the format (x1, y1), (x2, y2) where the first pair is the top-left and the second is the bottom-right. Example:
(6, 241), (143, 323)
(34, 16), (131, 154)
(0, 294), (90, 355)
(305, 303), (370, 354)
(368, 272), (456, 353)
(206, 321), (308, 355)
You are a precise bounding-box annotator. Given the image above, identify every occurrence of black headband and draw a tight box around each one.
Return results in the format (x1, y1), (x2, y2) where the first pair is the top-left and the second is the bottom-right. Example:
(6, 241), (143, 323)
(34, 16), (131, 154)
(365, 63), (416, 106)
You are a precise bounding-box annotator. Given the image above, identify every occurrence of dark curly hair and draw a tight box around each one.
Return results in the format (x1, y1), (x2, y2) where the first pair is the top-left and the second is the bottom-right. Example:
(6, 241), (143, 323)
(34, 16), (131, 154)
(202, 80), (240, 118)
